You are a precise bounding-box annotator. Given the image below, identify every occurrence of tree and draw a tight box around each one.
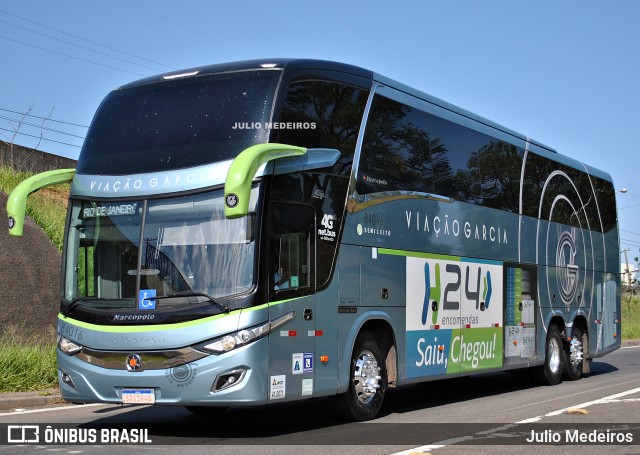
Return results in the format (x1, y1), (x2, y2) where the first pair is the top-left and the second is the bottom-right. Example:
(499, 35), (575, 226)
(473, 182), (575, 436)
(0, 105), (54, 170)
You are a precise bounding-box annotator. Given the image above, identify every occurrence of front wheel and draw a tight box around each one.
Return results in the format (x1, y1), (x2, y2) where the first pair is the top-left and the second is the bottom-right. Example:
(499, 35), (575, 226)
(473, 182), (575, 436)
(331, 331), (388, 421)
(533, 324), (563, 386)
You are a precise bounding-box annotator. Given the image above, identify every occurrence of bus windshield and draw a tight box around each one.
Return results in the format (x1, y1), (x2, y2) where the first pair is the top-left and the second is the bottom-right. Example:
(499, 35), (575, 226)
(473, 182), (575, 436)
(63, 186), (259, 312)
(77, 69), (281, 175)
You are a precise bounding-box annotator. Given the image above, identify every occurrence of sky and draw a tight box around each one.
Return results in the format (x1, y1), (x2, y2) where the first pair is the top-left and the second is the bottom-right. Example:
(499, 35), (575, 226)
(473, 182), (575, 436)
(1, 1), (640, 265)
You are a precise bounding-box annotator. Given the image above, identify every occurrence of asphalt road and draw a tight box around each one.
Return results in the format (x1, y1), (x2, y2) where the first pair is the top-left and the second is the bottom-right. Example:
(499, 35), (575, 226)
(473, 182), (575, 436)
(1, 345), (639, 455)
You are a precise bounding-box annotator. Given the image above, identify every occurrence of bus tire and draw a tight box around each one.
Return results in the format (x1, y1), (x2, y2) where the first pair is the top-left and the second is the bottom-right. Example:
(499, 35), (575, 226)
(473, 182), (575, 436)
(563, 325), (585, 381)
(533, 324), (563, 386)
(332, 331), (388, 421)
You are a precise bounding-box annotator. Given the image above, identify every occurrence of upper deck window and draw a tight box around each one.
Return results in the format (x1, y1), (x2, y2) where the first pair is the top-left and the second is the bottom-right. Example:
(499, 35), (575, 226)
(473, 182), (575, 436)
(274, 80), (369, 175)
(77, 70), (281, 175)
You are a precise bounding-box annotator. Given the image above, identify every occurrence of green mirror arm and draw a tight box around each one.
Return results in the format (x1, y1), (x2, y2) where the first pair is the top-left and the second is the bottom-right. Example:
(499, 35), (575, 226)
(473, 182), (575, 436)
(224, 143), (306, 218)
(7, 168), (76, 236)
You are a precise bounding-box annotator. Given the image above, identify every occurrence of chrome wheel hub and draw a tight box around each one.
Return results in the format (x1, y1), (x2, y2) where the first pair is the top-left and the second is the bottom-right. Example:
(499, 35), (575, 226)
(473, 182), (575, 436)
(569, 336), (583, 368)
(353, 349), (381, 404)
(548, 336), (561, 373)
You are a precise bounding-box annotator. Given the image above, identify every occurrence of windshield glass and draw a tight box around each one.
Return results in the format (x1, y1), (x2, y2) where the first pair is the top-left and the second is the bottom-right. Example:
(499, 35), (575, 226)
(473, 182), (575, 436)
(77, 69), (281, 174)
(63, 187), (259, 312)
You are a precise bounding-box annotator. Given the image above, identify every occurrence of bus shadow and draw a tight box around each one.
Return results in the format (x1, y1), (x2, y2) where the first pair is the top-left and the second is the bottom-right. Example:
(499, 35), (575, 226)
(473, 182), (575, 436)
(380, 360), (619, 416)
(82, 397), (351, 443)
(80, 361), (619, 443)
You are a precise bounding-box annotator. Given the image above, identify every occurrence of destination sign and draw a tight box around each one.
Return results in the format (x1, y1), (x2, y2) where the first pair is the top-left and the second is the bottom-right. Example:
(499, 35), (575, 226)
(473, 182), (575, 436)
(82, 203), (139, 218)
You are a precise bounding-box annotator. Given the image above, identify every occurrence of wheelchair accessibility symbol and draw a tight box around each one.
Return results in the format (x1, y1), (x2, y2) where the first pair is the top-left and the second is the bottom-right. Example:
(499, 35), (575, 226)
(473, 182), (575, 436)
(138, 289), (156, 310)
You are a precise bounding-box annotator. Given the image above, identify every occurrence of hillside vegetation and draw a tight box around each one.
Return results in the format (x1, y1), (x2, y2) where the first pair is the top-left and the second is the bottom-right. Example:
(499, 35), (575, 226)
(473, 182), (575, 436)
(0, 165), (67, 391)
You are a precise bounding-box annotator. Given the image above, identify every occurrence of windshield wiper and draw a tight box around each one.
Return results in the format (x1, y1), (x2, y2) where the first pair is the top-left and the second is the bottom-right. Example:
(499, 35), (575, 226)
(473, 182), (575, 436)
(62, 297), (128, 317)
(148, 292), (230, 314)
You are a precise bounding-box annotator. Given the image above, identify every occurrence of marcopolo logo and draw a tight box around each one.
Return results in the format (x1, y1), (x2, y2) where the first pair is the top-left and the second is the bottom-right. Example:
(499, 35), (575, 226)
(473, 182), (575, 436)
(113, 314), (156, 322)
(126, 353), (142, 372)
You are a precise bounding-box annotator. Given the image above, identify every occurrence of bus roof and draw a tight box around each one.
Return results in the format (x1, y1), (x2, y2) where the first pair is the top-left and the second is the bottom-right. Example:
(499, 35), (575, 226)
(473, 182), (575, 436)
(114, 58), (612, 183)
(117, 58), (373, 90)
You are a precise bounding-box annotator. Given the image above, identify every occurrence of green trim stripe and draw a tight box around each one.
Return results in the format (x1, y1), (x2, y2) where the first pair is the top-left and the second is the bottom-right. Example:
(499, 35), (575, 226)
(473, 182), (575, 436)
(378, 247), (460, 262)
(57, 297), (303, 333)
(58, 311), (231, 333)
(378, 248), (406, 257)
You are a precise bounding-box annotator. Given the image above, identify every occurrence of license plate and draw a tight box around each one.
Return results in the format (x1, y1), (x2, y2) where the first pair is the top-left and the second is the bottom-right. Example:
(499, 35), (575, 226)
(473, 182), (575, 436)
(122, 388), (155, 404)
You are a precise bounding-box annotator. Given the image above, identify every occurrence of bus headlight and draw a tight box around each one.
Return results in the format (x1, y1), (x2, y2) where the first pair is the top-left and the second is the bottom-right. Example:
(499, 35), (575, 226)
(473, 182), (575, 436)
(57, 335), (82, 355)
(196, 311), (294, 354)
(220, 335), (237, 351)
(197, 322), (269, 354)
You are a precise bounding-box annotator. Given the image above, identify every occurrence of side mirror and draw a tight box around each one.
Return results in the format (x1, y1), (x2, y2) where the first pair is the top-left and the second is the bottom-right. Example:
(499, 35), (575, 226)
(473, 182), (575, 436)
(224, 143), (342, 218)
(7, 168), (75, 236)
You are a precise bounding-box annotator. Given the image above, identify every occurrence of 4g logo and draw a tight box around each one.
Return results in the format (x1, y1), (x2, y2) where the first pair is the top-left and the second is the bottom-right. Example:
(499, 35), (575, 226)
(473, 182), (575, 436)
(321, 214), (334, 230)
(318, 214), (337, 242)
(421, 259), (494, 326)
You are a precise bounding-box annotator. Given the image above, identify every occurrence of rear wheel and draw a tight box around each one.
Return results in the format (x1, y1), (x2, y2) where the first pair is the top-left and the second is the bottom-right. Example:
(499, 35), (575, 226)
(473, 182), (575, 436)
(332, 331), (388, 421)
(533, 324), (563, 385)
(563, 325), (586, 381)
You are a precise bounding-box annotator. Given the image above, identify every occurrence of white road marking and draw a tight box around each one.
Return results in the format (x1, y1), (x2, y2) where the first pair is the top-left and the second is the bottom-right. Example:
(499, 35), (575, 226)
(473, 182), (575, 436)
(0, 403), (105, 417)
(391, 386), (640, 454)
(517, 385), (640, 422)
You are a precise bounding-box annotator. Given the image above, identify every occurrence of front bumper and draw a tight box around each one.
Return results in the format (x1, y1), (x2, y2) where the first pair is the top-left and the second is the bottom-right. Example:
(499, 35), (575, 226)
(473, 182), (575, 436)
(57, 337), (269, 406)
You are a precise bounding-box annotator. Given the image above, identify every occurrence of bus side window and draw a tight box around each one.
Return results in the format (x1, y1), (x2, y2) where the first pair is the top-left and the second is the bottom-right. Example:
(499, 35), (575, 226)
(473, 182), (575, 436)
(270, 203), (314, 295)
(274, 233), (305, 290)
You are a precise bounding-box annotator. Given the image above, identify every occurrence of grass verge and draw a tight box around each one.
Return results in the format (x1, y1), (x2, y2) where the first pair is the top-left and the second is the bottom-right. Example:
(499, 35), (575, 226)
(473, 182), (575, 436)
(622, 293), (640, 340)
(0, 326), (58, 393)
(0, 165), (69, 251)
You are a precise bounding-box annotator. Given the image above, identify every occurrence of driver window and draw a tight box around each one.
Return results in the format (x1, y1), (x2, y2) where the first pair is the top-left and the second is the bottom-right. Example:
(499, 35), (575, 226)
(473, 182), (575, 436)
(270, 203), (314, 295)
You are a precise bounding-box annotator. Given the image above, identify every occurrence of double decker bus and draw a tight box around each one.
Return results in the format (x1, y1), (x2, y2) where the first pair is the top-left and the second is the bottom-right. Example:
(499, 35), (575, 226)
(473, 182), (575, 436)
(7, 59), (620, 421)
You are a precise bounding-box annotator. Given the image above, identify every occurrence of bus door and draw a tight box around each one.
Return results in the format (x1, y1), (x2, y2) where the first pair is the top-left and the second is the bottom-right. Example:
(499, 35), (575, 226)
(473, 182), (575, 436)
(596, 272), (618, 351)
(267, 202), (316, 401)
